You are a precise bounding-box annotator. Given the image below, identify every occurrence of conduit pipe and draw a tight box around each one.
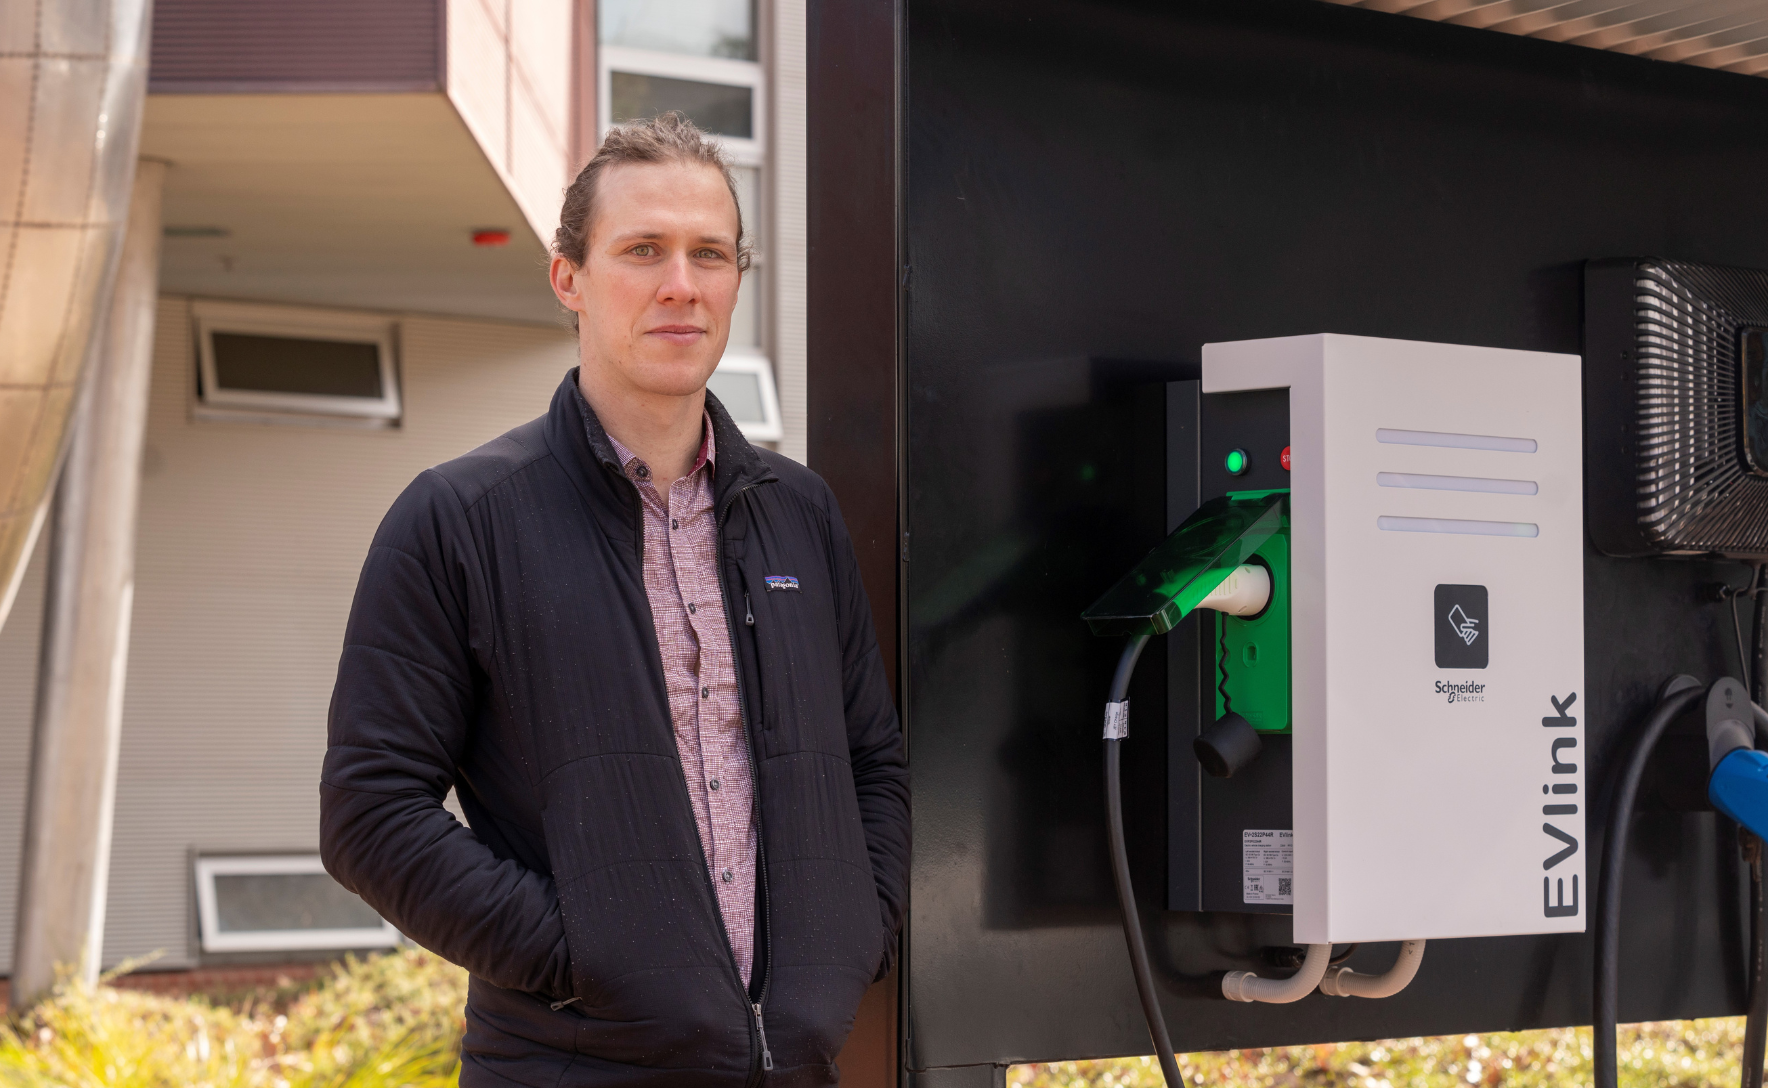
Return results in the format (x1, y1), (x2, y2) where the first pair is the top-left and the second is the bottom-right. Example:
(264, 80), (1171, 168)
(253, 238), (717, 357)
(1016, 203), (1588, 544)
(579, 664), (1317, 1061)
(1319, 940), (1427, 998)
(1222, 943), (1333, 1003)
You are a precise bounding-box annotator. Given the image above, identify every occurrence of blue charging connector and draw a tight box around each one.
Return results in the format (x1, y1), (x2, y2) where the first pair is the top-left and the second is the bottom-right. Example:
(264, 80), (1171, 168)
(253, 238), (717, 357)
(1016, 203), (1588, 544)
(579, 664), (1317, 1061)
(1709, 677), (1768, 838)
(1714, 749), (1768, 839)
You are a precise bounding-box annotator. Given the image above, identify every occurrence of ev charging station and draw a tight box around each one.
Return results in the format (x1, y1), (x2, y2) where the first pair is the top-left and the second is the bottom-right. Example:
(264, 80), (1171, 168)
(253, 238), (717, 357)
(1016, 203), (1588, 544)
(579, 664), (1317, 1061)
(804, 1), (1768, 1085)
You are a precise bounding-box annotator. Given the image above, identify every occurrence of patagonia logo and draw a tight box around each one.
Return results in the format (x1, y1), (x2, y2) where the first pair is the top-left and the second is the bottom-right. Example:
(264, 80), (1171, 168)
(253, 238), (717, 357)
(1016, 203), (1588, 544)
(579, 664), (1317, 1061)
(765, 575), (800, 592)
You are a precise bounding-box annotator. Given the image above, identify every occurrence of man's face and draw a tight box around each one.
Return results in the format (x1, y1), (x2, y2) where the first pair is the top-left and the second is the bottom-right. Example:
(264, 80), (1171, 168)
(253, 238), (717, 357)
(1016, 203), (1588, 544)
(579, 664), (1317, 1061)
(551, 160), (743, 399)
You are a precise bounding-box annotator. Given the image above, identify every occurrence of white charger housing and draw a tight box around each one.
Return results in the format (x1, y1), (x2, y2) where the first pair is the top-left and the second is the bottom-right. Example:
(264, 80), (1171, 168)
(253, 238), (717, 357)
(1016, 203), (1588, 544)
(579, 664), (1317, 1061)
(1203, 333), (1585, 944)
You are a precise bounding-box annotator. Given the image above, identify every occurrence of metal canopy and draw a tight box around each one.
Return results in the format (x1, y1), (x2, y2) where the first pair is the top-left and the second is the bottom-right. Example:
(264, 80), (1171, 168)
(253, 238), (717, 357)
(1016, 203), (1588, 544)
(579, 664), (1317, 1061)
(1319, 0), (1768, 76)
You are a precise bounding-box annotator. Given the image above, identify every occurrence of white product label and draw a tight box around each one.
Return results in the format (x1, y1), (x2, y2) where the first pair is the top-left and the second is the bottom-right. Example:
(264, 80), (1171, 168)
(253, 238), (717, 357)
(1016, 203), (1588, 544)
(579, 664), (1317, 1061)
(1102, 701), (1129, 739)
(1243, 829), (1293, 904)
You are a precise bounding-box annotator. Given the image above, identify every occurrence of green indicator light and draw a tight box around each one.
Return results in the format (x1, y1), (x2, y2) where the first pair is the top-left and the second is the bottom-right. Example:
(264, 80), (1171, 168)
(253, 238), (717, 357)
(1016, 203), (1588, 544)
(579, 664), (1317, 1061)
(1225, 448), (1249, 476)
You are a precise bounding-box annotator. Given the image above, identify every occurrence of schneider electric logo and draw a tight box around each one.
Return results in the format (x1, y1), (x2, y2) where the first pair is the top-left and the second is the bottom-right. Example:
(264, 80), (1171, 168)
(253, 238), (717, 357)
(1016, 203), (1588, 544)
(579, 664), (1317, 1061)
(1434, 584), (1489, 670)
(1435, 680), (1487, 704)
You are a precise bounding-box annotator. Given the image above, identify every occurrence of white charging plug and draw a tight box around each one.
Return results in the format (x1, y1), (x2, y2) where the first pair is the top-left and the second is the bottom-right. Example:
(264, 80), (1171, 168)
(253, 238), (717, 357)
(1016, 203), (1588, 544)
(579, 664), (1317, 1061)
(1198, 564), (1271, 616)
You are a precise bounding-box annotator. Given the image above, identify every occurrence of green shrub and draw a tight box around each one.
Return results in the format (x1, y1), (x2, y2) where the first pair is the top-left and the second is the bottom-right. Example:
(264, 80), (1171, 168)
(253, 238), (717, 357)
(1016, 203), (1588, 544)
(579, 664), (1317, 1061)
(0, 949), (468, 1088)
(1010, 1018), (1749, 1088)
(2, 949), (1756, 1088)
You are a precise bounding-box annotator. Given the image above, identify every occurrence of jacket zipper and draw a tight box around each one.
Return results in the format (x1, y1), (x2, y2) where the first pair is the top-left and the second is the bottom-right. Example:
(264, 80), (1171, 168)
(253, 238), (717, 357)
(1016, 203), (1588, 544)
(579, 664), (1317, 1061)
(716, 482), (774, 1081)
(752, 1003), (774, 1071)
(620, 461), (775, 1076)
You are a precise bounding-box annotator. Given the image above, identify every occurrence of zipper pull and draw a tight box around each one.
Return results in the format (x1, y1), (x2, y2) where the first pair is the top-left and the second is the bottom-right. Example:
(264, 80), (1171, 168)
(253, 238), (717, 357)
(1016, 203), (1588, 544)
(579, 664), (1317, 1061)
(549, 996), (581, 1011)
(744, 592), (754, 627)
(752, 1002), (774, 1071)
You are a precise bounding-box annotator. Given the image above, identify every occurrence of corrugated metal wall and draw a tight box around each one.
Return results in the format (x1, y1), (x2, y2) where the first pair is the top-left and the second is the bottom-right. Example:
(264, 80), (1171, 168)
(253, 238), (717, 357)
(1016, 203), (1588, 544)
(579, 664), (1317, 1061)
(0, 297), (575, 973)
(150, 0), (444, 92)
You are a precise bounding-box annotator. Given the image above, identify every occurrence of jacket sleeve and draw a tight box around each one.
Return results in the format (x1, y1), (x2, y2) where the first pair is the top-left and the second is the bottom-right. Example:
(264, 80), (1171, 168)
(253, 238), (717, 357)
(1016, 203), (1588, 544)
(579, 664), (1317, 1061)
(823, 486), (912, 981)
(320, 469), (571, 998)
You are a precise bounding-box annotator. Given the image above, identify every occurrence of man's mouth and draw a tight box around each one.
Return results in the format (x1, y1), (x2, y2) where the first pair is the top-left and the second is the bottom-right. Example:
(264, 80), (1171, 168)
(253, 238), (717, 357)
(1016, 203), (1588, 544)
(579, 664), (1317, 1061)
(648, 325), (705, 345)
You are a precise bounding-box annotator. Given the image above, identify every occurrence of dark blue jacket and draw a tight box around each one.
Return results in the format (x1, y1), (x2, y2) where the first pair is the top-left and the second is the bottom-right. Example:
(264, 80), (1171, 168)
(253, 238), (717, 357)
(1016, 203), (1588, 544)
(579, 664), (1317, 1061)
(321, 370), (909, 1086)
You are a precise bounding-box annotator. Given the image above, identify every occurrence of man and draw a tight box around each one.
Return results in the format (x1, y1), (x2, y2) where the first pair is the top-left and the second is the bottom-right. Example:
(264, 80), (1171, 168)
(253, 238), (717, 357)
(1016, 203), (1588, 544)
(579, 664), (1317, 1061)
(321, 112), (910, 1087)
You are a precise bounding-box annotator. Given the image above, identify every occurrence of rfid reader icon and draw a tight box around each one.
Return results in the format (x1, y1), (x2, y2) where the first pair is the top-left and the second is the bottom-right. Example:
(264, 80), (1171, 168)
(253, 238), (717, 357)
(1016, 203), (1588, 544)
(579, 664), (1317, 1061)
(1434, 584), (1489, 669)
(1447, 604), (1480, 646)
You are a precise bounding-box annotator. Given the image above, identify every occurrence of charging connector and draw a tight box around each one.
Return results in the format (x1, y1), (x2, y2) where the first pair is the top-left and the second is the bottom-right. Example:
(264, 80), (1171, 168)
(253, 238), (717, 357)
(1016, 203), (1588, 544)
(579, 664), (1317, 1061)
(1709, 677), (1768, 842)
(1197, 564), (1271, 616)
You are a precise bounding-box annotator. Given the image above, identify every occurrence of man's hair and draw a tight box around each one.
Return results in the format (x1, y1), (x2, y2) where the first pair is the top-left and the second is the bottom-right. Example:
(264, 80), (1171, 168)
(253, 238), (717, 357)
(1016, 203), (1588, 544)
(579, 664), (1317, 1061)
(553, 111), (753, 274)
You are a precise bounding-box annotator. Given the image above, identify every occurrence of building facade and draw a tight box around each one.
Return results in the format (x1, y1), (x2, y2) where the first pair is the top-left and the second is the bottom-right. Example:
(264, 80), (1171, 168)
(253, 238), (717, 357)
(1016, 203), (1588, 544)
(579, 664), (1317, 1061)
(0, 0), (809, 980)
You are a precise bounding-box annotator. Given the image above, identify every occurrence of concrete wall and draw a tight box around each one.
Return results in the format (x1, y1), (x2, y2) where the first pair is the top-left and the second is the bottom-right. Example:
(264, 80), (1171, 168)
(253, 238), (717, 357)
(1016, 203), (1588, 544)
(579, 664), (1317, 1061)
(771, 0), (808, 465)
(0, 297), (576, 972)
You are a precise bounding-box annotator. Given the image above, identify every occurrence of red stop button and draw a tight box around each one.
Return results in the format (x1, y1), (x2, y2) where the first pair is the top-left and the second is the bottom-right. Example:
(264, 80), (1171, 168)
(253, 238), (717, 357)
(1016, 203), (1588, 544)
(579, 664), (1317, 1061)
(1280, 446), (1292, 471)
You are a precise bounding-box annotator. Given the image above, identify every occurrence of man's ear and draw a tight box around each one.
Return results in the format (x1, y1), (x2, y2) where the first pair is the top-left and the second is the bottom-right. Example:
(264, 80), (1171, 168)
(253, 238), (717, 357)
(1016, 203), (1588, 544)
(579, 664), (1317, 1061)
(549, 255), (587, 316)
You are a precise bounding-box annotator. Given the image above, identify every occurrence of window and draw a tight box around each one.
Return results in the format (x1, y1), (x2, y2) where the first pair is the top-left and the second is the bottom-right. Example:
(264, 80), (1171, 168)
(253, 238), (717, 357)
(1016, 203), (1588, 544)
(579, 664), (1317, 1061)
(192, 300), (400, 422)
(194, 855), (401, 953)
(600, 0), (756, 61)
(708, 351), (782, 441)
(599, 47), (763, 166)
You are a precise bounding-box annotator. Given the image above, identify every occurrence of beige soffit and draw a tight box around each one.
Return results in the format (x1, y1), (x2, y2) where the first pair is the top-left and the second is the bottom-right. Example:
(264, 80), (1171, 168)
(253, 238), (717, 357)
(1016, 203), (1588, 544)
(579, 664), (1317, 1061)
(1318, 0), (1768, 75)
(140, 93), (562, 326)
(0, 0), (152, 634)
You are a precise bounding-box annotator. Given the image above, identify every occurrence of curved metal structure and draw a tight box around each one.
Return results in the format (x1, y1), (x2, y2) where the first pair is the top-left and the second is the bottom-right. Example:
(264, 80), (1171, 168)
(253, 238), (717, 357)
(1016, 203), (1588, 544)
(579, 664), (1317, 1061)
(0, 0), (153, 632)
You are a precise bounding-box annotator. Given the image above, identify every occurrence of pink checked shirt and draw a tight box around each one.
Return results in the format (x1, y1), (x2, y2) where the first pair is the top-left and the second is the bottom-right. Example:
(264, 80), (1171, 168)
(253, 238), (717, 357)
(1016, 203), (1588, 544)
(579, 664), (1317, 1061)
(608, 418), (758, 985)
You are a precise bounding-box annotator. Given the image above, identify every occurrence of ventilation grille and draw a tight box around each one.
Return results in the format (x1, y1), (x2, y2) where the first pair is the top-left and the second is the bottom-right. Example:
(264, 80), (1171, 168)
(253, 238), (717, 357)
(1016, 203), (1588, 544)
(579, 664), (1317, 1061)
(1319, 1), (1768, 77)
(1631, 260), (1768, 553)
(150, 0), (442, 91)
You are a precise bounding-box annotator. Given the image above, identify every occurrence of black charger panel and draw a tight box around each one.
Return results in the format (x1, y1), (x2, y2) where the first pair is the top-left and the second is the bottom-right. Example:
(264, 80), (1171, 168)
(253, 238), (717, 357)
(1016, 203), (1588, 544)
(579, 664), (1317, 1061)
(1167, 382), (1293, 914)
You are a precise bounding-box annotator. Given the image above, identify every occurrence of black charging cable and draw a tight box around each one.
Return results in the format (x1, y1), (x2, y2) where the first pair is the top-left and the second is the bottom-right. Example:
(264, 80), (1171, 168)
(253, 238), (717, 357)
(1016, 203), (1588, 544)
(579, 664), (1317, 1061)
(1747, 566), (1768, 1088)
(1596, 676), (1707, 1088)
(1102, 633), (1185, 1088)
(1746, 827), (1766, 1088)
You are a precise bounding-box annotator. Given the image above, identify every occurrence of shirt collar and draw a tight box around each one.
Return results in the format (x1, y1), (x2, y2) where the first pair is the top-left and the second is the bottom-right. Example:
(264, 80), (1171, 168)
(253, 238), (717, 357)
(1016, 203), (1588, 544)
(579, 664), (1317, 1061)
(605, 411), (717, 483)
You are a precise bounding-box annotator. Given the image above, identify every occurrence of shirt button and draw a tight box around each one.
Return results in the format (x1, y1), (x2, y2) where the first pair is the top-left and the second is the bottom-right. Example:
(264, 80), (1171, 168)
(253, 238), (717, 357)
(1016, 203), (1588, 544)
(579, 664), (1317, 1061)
(709, 778), (721, 791)
(671, 518), (679, 530)
(687, 602), (697, 614)
(701, 686), (709, 698)
(720, 868), (733, 883)
(635, 465), (650, 479)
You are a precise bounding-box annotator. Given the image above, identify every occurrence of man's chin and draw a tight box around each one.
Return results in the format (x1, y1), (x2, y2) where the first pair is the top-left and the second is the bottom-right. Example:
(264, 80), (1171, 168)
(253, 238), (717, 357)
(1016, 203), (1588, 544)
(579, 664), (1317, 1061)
(627, 363), (722, 400)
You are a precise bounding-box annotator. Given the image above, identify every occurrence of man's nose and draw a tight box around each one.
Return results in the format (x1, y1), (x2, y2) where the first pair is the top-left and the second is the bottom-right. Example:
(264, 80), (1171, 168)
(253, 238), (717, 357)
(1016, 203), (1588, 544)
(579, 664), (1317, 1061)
(655, 252), (700, 305)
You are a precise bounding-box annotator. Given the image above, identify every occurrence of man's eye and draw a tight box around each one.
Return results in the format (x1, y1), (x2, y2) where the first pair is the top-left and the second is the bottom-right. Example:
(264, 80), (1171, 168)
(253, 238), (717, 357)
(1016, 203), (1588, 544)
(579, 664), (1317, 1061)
(695, 249), (725, 260)
(630, 244), (656, 257)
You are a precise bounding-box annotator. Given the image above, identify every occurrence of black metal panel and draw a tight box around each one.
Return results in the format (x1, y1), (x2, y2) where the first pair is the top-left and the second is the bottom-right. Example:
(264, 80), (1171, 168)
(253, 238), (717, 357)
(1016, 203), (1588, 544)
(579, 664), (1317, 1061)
(1166, 382), (1203, 913)
(902, 0), (1759, 1072)
(1200, 736), (1294, 915)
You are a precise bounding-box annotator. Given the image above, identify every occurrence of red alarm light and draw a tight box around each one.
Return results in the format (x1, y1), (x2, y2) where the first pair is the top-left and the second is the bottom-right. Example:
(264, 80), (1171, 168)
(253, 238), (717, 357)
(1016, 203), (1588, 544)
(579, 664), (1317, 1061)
(472, 229), (511, 247)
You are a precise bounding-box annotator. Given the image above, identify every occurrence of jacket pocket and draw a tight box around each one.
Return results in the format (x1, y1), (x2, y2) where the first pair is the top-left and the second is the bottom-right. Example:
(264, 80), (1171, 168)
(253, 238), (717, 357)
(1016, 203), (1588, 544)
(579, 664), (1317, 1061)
(538, 756), (721, 1010)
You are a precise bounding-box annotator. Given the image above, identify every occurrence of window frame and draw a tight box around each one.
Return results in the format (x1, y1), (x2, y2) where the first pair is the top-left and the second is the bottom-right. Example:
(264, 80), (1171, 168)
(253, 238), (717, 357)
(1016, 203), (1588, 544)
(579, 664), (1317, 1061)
(599, 46), (766, 166)
(191, 299), (402, 421)
(193, 854), (402, 953)
(710, 350), (783, 442)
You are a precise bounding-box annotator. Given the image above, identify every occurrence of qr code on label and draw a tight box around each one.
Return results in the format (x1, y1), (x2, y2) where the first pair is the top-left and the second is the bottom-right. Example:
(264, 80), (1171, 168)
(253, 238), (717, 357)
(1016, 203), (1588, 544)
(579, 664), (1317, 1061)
(1278, 878), (1292, 897)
